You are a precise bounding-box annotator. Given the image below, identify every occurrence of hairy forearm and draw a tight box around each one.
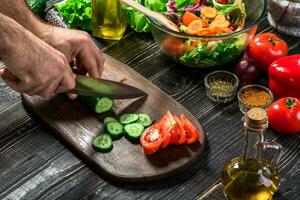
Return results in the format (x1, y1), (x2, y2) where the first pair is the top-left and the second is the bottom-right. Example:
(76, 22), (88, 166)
(0, 13), (24, 57)
(0, 0), (50, 38)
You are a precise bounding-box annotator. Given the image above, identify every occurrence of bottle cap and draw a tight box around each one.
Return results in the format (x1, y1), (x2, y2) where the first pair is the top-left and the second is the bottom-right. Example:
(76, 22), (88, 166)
(245, 108), (268, 130)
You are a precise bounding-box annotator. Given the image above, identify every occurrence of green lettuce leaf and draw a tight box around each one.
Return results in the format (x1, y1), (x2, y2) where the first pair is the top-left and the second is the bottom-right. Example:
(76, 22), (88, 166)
(124, 0), (167, 33)
(175, 0), (195, 9)
(179, 36), (245, 67)
(212, 0), (246, 26)
(55, 0), (92, 31)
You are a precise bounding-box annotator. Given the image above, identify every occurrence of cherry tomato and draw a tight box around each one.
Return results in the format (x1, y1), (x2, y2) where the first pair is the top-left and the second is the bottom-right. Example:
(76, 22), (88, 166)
(161, 37), (188, 57)
(140, 125), (163, 155)
(267, 97), (300, 135)
(180, 114), (199, 144)
(247, 33), (288, 71)
(218, 0), (229, 3)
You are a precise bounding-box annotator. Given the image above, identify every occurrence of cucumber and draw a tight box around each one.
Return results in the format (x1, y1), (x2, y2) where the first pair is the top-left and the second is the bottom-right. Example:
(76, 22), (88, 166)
(106, 121), (123, 140)
(92, 134), (113, 153)
(124, 123), (144, 141)
(104, 117), (118, 125)
(137, 113), (152, 127)
(119, 113), (139, 125)
(79, 96), (113, 114)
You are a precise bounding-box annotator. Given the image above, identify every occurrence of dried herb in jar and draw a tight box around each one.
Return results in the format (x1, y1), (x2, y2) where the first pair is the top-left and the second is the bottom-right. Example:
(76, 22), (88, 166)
(209, 80), (235, 98)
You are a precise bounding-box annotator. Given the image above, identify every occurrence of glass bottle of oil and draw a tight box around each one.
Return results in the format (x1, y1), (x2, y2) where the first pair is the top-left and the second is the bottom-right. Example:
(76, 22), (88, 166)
(222, 108), (283, 200)
(92, 0), (127, 40)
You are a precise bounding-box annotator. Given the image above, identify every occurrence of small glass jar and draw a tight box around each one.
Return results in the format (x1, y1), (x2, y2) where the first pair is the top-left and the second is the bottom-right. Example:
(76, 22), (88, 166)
(92, 0), (127, 40)
(237, 84), (274, 114)
(204, 71), (239, 103)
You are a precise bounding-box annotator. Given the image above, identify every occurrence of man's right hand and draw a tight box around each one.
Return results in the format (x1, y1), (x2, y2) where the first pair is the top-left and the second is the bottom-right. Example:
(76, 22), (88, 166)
(0, 15), (76, 97)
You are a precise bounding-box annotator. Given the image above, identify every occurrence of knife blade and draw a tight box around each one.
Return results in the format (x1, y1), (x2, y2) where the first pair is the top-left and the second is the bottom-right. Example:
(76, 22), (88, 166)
(69, 75), (146, 99)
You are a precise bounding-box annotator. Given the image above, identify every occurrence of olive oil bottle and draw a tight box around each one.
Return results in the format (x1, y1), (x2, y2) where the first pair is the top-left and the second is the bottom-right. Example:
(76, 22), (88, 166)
(92, 0), (127, 40)
(221, 108), (282, 200)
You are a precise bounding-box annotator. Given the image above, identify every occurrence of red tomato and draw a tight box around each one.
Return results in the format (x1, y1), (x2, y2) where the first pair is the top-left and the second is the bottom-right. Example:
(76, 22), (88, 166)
(140, 125), (163, 155)
(174, 115), (186, 145)
(161, 37), (188, 57)
(218, 0), (229, 4)
(157, 111), (175, 148)
(180, 114), (199, 144)
(267, 97), (300, 135)
(247, 33), (288, 71)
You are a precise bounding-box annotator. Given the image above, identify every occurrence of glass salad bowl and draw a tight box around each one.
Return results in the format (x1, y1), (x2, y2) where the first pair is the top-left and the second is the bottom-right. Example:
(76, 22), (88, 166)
(145, 0), (266, 68)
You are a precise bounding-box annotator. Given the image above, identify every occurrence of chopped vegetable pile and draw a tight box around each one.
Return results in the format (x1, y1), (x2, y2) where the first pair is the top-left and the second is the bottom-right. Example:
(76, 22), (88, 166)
(140, 110), (200, 155)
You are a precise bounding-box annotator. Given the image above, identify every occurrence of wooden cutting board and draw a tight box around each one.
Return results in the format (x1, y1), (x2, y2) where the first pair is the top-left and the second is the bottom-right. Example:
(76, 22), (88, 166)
(22, 54), (206, 183)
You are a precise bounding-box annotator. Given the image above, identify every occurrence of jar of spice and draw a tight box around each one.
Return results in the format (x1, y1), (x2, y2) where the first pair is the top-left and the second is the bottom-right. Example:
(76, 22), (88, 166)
(237, 84), (274, 114)
(204, 71), (239, 103)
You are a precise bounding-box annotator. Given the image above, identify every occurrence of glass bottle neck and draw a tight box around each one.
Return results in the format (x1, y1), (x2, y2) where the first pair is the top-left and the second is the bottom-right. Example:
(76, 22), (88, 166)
(243, 129), (264, 161)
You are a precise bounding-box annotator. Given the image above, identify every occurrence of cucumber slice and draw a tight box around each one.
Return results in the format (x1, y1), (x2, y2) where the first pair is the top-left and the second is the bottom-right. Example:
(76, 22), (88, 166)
(92, 134), (113, 153)
(124, 123), (144, 141)
(104, 117), (118, 125)
(106, 121), (123, 140)
(137, 113), (152, 127)
(119, 113), (139, 125)
(79, 96), (113, 114)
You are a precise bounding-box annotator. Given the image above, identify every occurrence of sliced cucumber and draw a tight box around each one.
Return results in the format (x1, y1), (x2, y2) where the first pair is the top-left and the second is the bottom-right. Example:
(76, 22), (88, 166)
(106, 121), (123, 140)
(119, 113), (139, 125)
(137, 113), (152, 127)
(104, 117), (118, 125)
(79, 96), (113, 114)
(92, 134), (113, 153)
(124, 123), (144, 141)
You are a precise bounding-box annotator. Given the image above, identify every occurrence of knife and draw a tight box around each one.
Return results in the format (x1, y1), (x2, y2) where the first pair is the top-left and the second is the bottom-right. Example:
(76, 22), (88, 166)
(69, 75), (146, 99)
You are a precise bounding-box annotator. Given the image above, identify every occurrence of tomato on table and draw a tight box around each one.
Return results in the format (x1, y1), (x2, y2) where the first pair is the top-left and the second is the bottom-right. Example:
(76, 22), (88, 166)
(140, 125), (162, 155)
(180, 114), (199, 144)
(267, 97), (300, 135)
(247, 33), (288, 71)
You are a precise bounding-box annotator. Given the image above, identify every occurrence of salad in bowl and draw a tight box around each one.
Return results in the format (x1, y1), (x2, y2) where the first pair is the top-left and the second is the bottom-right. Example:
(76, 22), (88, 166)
(138, 0), (265, 68)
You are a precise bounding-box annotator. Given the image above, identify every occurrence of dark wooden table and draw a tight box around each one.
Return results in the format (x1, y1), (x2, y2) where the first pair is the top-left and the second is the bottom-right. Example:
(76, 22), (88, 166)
(1, 11), (299, 200)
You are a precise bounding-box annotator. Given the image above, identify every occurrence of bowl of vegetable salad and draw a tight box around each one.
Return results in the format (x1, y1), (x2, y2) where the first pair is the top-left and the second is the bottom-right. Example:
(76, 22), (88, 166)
(145, 0), (266, 68)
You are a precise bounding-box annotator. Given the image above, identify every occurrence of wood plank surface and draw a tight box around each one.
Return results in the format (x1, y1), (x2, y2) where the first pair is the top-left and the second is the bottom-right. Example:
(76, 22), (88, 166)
(0, 11), (299, 200)
(21, 54), (206, 182)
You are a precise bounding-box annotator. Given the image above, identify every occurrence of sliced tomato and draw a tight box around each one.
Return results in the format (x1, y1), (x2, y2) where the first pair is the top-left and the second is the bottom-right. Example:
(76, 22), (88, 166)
(168, 122), (180, 145)
(140, 125), (162, 155)
(157, 111), (175, 148)
(180, 114), (199, 144)
(173, 115), (186, 145)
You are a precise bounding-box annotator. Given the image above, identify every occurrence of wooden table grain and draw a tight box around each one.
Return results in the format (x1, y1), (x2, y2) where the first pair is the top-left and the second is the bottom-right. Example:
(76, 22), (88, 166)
(0, 14), (299, 200)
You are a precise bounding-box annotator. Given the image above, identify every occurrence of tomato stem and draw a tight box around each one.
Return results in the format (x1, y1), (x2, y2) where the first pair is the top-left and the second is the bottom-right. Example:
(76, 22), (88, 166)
(268, 37), (277, 46)
(286, 97), (296, 109)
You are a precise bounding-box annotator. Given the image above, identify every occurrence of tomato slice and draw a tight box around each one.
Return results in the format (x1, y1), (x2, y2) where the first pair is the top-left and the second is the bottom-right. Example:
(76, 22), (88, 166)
(157, 111), (175, 148)
(140, 125), (162, 155)
(180, 114), (199, 144)
(173, 115), (186, 145)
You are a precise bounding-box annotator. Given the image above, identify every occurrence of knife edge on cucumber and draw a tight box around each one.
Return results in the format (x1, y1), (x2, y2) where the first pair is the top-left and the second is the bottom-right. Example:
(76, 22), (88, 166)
(79, 96), (113, 114)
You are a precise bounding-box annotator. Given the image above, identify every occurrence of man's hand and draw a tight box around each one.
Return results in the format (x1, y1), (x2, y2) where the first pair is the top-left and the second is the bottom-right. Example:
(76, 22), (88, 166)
(41, 26), (105, 79)
(0, 14), (75, 97)
(39, 26), (105, 99)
